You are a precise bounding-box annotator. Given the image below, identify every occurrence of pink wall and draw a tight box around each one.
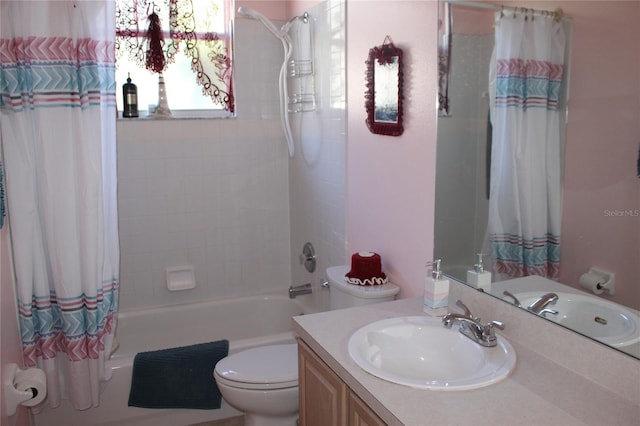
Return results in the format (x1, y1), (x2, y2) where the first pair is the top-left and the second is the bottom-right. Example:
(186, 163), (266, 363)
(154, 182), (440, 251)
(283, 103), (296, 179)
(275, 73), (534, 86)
(287, 0), (322, 17)
(556, 0), (640, 309)
(346, 1), (439, 298)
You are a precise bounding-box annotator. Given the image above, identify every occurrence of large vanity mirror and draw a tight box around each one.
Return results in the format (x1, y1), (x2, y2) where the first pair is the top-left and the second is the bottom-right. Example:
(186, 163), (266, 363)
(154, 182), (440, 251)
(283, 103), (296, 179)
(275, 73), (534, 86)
(434, 0), (639, 359)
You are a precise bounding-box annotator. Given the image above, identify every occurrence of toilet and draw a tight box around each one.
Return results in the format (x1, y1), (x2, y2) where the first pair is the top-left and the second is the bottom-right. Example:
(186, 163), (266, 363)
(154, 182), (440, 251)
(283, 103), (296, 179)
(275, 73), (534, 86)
(214, 344), (299, 426)
(213, 265), (400, 426)
(325, 264), (400, 310)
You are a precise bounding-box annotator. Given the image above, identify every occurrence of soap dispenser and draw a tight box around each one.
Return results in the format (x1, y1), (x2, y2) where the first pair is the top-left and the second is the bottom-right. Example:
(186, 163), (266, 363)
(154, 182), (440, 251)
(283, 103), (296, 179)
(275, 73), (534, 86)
(424, 259), (450, 317)
(466, 253), (492, 292)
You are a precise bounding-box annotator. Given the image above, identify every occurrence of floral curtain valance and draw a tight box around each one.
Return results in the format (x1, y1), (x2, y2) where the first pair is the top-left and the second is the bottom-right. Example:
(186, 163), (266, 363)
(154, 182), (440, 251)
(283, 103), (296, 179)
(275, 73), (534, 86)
(115, 0), (234, 112)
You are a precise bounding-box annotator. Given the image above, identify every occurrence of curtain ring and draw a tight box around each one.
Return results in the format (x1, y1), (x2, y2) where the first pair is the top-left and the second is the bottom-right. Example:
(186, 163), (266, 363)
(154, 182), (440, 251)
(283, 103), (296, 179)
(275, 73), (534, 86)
(500, 5), (504, 19)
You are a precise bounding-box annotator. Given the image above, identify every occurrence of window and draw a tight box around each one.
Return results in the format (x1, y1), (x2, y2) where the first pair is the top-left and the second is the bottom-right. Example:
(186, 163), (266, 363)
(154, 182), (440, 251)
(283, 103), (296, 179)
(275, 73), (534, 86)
(115, 0), (235, 118)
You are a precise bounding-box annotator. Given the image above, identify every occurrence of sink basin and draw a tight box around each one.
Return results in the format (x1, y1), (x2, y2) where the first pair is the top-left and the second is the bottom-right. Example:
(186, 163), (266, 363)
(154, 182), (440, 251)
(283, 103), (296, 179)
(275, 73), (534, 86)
(515, 292), (640, 348)
(348, 316), (516, 391)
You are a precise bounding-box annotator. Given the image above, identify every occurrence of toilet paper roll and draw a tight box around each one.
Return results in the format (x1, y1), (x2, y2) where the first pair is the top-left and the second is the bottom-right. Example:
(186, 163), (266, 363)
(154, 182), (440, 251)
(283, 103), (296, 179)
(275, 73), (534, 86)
(14, 367), (47, 407)
(579, 272), (604, 295)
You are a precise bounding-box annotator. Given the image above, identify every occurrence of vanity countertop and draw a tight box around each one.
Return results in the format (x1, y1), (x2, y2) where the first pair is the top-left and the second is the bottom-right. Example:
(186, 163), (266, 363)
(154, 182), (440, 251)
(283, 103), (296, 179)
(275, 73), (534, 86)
(293, 297), (640, 426)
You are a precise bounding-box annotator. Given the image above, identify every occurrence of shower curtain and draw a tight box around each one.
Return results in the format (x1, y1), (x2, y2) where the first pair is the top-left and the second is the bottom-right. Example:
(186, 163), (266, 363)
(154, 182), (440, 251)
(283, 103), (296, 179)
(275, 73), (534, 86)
(488, 11), (566, 279)
(0, 1), (119, 410)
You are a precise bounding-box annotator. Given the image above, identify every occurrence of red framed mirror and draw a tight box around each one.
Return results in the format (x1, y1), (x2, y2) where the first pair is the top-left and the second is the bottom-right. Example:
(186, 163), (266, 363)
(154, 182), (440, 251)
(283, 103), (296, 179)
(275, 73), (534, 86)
(365, 36), (404, 136)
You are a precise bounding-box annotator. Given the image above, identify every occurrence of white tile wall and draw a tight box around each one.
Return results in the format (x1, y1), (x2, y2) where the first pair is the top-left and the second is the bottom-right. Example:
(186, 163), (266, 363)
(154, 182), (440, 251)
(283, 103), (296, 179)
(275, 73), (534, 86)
(289, 0), (346, 309)
(116, 2), (346, 311)
(116, 19), (293, 310)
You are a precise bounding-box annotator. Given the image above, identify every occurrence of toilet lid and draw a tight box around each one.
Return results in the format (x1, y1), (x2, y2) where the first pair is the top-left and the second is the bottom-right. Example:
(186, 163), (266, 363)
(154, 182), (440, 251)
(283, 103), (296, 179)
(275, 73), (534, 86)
(214, 344), (298, 390)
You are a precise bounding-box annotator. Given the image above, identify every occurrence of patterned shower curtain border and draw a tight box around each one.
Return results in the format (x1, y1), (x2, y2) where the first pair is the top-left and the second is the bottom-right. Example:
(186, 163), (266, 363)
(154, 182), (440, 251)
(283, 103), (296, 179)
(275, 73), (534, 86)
(0, 37), (116, 111)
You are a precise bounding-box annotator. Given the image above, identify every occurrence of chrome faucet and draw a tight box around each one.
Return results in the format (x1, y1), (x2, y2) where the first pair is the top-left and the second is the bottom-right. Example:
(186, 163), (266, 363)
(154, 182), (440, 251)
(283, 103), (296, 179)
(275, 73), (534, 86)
(527, 292), (559, 315)
(288, 283), (312, 299)
(442, 300), (505, 347)
(504, 290), (559, 317)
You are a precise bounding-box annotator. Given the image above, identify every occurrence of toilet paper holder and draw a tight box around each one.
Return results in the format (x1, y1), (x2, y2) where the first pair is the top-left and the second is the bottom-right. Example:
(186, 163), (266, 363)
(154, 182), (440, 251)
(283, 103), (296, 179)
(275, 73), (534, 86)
(2, 363), (47, 416)
(582, 267), (615, 295)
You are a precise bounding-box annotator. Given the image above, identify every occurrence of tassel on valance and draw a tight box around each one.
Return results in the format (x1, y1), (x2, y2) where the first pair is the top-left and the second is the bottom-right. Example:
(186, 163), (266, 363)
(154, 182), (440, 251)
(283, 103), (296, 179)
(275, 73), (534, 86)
(145, 11), (166, 74)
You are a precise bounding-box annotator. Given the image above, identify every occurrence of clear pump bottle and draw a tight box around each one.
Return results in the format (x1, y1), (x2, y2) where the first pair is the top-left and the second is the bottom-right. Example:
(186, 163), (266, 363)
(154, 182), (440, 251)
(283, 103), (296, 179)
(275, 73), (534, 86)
(466, 253), (492, 291)
(424, 259), (450, 316)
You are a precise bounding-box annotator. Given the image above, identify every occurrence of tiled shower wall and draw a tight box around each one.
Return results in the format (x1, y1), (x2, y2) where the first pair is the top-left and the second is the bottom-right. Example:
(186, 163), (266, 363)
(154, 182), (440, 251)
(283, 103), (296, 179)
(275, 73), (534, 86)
(116, 2), (346, 311)
(289, 0), (346, 308)
(116, 19), (291, 310)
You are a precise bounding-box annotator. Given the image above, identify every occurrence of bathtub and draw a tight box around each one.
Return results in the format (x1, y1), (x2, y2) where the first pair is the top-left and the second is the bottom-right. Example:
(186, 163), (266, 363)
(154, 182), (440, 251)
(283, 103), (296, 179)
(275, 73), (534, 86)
(33, 290), (318, 426)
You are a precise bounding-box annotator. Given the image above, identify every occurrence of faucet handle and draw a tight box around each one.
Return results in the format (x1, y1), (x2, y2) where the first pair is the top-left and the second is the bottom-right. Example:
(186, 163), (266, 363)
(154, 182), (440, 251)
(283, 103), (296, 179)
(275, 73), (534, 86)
(486, 320), (505, 330)
(503, 290), (522, 307)
(481, 320), (505, 345)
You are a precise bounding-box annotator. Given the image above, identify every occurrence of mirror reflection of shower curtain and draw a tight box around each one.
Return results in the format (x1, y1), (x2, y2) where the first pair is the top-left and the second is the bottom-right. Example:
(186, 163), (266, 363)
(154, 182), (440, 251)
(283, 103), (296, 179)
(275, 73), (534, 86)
(488, 10), (566, 279)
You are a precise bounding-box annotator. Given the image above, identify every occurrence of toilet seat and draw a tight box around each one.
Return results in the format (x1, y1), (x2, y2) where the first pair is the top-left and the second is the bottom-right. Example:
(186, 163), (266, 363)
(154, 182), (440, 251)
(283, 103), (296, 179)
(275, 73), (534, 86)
(214, 343), (298, 391)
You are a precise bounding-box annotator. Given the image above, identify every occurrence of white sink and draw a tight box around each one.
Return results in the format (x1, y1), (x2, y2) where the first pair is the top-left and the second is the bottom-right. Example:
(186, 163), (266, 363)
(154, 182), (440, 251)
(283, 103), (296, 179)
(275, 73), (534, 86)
(348, 316), (516, 391)
(515, 292), (640, 348)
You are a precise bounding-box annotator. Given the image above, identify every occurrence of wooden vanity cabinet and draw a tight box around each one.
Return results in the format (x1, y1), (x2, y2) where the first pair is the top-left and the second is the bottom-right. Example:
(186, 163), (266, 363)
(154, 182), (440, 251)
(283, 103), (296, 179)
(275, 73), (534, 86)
(348, 391), (386, 426)
(298, 339), (386, 426)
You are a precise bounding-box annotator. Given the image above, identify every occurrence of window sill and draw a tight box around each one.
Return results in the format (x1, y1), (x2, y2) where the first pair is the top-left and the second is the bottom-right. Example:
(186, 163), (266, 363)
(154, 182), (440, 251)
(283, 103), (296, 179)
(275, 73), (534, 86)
(117, 110), (236, 120)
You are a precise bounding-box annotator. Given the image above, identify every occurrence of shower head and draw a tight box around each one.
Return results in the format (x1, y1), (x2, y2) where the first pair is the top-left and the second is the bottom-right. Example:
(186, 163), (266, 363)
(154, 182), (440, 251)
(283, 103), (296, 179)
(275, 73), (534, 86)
(237, 6), (302, 158)
(237, 6), (285, 39)
(237, 6), (261, 20)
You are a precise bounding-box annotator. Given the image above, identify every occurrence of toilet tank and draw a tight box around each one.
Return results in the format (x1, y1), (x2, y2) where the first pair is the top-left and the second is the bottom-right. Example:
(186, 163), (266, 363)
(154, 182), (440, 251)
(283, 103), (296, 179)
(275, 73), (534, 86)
(326, 265), (400, 310)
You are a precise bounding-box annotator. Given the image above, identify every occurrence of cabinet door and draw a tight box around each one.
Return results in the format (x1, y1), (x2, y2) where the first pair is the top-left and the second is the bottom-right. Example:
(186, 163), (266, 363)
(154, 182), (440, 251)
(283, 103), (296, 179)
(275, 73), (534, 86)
(349, 392), (387, 426)
(298, 340), (348, 426)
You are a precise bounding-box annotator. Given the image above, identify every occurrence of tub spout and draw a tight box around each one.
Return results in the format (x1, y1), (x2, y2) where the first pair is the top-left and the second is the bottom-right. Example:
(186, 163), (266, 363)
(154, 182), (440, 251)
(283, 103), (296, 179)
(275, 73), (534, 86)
(289, 283), (312, 299)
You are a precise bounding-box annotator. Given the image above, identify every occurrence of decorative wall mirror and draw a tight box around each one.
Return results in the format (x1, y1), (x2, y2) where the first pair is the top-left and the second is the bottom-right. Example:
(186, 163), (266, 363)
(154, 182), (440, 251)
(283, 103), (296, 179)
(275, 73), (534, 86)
(365, 36), (404, 136)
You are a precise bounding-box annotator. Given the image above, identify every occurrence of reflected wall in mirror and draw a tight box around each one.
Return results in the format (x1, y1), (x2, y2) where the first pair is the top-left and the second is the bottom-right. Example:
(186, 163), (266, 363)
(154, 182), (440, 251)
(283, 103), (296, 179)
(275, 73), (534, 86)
(434, 0), (640, 359)
(365, 36), (404, 136)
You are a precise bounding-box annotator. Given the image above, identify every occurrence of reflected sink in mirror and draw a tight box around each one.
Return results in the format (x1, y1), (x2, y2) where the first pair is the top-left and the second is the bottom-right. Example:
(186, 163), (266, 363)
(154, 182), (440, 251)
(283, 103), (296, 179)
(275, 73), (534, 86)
(513, 292), (640, 350)
(348, 316), (516, 391)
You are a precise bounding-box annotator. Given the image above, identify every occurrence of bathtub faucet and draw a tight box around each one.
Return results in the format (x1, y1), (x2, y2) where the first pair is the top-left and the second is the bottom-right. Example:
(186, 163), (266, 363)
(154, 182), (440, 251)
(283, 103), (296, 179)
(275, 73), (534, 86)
(289, 283), (312, 299)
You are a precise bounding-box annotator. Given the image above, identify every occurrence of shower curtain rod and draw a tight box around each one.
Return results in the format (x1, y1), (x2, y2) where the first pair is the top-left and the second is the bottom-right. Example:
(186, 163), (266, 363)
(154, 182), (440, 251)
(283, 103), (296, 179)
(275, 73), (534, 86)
(444, 1), (569, 21)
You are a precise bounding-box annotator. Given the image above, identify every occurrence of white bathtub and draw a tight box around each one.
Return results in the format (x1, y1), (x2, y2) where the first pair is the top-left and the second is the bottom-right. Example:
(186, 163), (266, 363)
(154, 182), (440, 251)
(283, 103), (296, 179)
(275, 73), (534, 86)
(33, 290), (317, 426)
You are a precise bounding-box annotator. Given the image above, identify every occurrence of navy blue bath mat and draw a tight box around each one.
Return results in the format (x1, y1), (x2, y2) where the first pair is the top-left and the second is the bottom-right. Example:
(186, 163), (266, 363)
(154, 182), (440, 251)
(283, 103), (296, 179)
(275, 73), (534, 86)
(128, 339), (229, 409)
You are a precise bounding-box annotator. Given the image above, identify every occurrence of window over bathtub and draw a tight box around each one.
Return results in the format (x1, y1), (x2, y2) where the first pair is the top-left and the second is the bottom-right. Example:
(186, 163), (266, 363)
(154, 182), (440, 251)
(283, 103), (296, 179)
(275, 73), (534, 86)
(115, 0), (235, 118)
